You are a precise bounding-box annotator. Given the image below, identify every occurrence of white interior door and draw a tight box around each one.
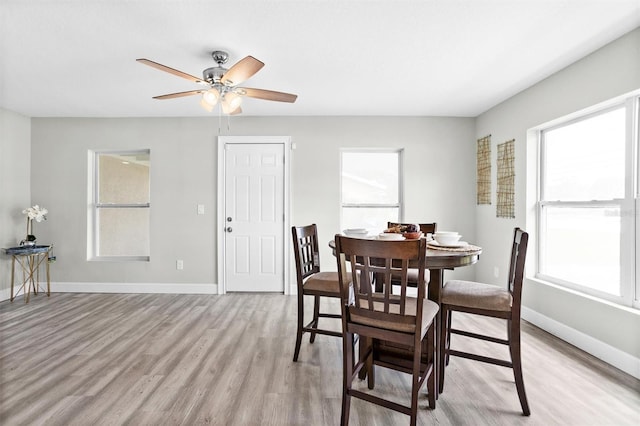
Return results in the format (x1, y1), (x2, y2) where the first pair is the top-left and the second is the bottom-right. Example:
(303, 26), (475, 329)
(223, 142), (285, 292)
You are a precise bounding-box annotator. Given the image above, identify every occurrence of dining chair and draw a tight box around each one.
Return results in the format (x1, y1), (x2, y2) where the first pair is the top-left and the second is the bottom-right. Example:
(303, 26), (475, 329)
(335, 235), (438, 426)
(383, 222), (437, 294)
(291, 224), (343, 362)
(438, 227), (530, 415)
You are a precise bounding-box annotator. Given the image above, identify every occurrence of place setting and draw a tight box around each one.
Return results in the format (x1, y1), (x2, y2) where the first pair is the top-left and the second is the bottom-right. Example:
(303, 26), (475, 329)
(427, 231), (482, 252)
(343, 223), (426, 240)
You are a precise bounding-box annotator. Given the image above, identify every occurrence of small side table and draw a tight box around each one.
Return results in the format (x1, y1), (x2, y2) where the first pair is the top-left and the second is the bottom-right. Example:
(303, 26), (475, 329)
(4, 245), (53, 303)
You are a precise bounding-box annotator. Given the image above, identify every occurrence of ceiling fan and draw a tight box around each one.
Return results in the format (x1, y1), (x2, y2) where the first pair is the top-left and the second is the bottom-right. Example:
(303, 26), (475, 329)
(137, 50), (297, 115)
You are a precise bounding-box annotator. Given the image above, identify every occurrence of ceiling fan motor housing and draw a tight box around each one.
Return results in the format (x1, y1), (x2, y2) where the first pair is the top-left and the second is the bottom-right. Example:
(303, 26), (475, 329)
(203, 66), (227, 85)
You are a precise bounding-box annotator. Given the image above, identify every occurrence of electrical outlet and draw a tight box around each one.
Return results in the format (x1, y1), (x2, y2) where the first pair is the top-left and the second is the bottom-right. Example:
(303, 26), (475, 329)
(197, 204), (205, 215)
(177, 260), (184, 270)
(494, 266), (499, 278)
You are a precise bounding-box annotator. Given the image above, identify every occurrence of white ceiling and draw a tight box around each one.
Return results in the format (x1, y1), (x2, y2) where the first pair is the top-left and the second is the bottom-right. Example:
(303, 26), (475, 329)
(2, 0), (639, 118)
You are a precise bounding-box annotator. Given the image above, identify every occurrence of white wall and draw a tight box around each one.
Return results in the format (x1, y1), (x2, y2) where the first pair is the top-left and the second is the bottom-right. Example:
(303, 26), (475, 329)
(0, 108), (31, 299)
(25, 116), (476, 293)
(475, 28), (640, 375)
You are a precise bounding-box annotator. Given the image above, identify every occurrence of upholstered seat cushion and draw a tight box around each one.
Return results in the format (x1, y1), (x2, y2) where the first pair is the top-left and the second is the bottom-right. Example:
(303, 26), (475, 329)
(406, 268), (430, 284)
(351, 297), (439, 335)
(441, 280), (512, 312)
(303, 271), (341, 295)
(390, 268), (430, 285)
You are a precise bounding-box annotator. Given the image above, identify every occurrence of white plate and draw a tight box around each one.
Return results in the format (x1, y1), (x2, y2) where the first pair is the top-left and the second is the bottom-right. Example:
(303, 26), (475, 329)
(429, 240), (468, 248)
(377, 233), (405, 240)
(343, 228), (369, 236)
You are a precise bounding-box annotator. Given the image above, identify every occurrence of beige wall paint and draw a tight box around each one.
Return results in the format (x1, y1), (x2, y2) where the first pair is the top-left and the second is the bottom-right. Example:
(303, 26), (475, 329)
(475, 28), (640, 360)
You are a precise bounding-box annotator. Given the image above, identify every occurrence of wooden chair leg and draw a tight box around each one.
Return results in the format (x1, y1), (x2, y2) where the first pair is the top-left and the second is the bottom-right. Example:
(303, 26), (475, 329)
(510, 319), (530, 416)
(445, 310), (452, 366)
(410, 336), (422, 426)
(357, 336), (368, 381)
(310, 295), (320, 343)
(438, 305), (448, 393)
(293, 294), (304, 362)
(364, 337), (375, 390)
(341, 332), (354, 426)
(427, 324), (436, 409)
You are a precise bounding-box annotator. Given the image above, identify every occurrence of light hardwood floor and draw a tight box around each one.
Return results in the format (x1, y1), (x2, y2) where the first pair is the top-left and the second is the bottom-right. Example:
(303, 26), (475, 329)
(1, 292), (638, 425)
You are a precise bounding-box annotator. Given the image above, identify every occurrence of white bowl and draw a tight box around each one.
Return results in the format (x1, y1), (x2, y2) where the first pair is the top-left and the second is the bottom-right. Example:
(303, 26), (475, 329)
(434, 231), (459, 237)
(434, 233), (462, 245)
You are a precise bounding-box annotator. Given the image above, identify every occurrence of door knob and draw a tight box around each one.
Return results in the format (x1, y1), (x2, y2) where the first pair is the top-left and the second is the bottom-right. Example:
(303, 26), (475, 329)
(226, 227), (233, 232)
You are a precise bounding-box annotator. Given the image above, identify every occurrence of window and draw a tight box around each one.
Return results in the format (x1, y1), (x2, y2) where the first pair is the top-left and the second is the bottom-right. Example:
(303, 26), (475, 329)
(537, 96), (638, 308)
(90, 150), (150, 260)
(341, 149), (403, 232)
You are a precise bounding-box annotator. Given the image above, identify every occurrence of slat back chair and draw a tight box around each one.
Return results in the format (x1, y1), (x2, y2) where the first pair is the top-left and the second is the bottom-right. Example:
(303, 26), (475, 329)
(384, 222), (437, 294)
(291, 224), (342, 362)
(335, 235), (438, 426)
(439, 227), (530, 415)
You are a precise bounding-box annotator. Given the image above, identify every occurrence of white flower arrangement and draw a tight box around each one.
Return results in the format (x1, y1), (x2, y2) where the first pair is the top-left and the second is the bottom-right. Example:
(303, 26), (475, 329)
(23, 205), (48, 222)
(22, 205), (48, 240)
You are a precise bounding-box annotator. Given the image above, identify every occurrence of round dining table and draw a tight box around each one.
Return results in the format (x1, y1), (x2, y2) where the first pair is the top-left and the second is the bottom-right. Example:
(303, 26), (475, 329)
(328, 237), (481, 305)
(328, 236), (482, 399)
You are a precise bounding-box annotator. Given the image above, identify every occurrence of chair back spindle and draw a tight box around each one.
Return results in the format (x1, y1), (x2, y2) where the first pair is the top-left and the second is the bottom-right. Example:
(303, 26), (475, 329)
(507, 228), (528, 315)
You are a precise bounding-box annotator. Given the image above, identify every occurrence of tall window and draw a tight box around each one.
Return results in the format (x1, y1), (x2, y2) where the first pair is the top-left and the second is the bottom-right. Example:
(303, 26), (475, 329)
(538, 96), (638, 308)
(90, 150), (150, 260)
(341, 149), (403, 232)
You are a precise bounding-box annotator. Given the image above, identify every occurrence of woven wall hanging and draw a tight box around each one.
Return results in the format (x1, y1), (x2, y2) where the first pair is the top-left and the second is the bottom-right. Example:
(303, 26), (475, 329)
(476, 135), (491, 205)
(496, 139), (515, 218)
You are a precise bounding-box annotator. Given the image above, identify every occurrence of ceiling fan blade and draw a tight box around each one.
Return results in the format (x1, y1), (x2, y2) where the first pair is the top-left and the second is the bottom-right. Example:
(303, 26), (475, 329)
(236, 87), (298, 103)
(220, 56), (264, 86)
(137, 58), (205, 84)
(152, 90), (205, 100)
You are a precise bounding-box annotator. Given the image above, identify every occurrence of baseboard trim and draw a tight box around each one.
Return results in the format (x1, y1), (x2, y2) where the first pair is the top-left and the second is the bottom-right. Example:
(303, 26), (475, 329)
(0, 282), (218, 301)
(522, 306), (640, 380)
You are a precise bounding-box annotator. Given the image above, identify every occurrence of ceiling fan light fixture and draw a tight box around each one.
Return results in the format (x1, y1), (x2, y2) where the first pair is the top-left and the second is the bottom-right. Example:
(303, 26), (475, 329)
(221, 92), (242, 114)
(202, 88), (220, 106)
(200, 97), (214, 112)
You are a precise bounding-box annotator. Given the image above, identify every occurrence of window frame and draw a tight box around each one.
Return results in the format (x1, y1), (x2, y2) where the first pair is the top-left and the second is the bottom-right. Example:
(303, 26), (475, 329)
(340, 148), (404, 233)
(89, 149), (151, 262)
(536, 97), (638, 309)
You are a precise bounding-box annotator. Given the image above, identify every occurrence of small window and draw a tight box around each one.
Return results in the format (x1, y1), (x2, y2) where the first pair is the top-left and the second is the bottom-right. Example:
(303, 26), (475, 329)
(340, 149), (403, 232)
(90, 150), (150, 260)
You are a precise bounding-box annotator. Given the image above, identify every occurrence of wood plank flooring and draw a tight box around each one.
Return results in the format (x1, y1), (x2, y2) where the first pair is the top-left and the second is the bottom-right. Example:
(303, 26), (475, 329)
(1, 292), (638, 425)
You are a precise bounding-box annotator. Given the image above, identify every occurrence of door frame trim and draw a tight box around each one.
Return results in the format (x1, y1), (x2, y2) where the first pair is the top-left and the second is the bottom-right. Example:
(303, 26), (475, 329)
(217, 136), (291, 295)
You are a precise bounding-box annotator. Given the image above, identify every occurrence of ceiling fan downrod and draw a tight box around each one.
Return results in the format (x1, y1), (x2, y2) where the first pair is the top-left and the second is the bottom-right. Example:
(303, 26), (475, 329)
(202, 50), (230, 85)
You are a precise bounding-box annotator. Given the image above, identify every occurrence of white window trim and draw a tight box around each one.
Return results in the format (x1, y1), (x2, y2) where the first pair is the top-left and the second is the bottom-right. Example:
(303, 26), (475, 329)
(534, 94), (638, 309)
